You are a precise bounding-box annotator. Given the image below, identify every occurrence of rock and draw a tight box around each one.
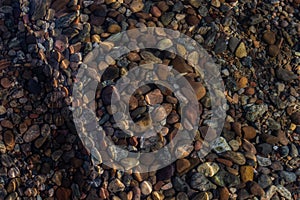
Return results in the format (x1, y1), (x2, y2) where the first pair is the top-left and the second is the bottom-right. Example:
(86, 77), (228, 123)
(30, 0), (51, 20)
(188, 0), (202, 8)
(23, 125), (40, 143)
(240, 166), (254, 183)
(190, 173), (217, 191)
(278, 146), (289, 157)
(55, 12), (77, 29)
(1, 78), (12, 89)
(276, 185), (292, 200)
(256, 143), (272, 156)
(197, 162), (220, 177)
(219, 187), (230, 200)
(108, 179), (125, 193)
(145, 89), (163, 105)
(186, 15), (200, 26)
(140, 181), (152, 196)
(171, 56), (193, 73)
(211, 137), (232, 154)
(268, 44), (280, 57)
(229, 37), (240, 53)
(176, 159), (191, 174)
(56, 187), (72, 200)
(256, 155), (272, 167)
(157, 165), (175, 181)
(212, 170), (240, 187)
(221, 151), (246, 165)
(245, 104), (268, 122)
(190, 81), (206, 100)
(157, 38), (173, 50)
(235, 42), (247, 58)
(279, 171), (297, 183)
(237, 77), (248, 89)
(152, 191), (164, 200)
(249, 181), (265, 197)
(27, 79), (41, 94)
(161, 12), (175, 26)
(250, 14), (264, 25)
(130, 0), (144, 12)
(3, 130), (15, 151)
(263, 31), (276, 45)
(258, 174), (273, 189)
(242, 126), (256, 140)
(151, 6), (161, 17)
(277, 130), (289, 146)
(290, 112), (300, 125)
(108, 24), (121, 33)
(260, 134), (279, 144)
(211, 0), (221, 7)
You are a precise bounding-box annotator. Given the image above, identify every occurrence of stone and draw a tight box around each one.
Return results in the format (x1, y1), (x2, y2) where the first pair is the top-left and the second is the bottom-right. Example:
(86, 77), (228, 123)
(108, 179), (125, 193)
(130, 0), (144, 13)
(23, 125), (40, 143)
(176, 159), (191, 174)
(190, 81), (206, 100)
(235, 42), (247, 58)
(1, 78), (12, 89)
(56, 187), (72, 200)
(276, 130), (289, 146)
(161, 12), (175, 26)
(197, 162), (220, 177)
(157, 38), (173, 50)
(152, 191), (164, 200)
(249, 181), (265, 197)
(212, 170), (240, 187)
(276, 185), (292, 200)
(242, 126), (256, 140)
(211, 0), (221, 7)
(211, 137), (231, 154)
(258, 174), (273, 189)
(256, 143), (272, 156)
(140, 181), (152, 196)
(221, 151), (246, 165)
(279, 171), (297, 183)
(268, 44), (280, 57)
(256, 155), (272, 167)
(3, 131), (15, 151)
(276, 68), (298, 82)
(240, 166), (254, 182)
(237, 77), (248, 89)
(219, 187), (230, 200)
(151, 6), (161, 17)
(190, 173), (217, 191)
(263, 31), (276, 45)
(189, 0), (202, 8)
(290, 112), (300, 125)
(30, 0), (51, 20)
(108, 24), (121, 33)
(145, 89), (163, 105)
(229, 37), (240, 53)
(186, 15), (200, 26)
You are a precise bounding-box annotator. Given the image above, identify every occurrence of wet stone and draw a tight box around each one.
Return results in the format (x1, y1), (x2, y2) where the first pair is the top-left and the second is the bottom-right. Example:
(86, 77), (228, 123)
(190, 173), (217, 191)
(23, 125), (40, 143)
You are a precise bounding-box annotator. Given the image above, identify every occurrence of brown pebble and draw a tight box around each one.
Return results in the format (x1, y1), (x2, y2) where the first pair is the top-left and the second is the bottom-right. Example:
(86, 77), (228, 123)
(4, 130), (15, 151)
(237, 76), (248, 89)
(151, 6), (162, 17)
(263, 31), (276, 45)
(245, 87), (255, 95)
(176, 159), (191, 174)
(232, 122), (242, 137)
(249, 181), (265, 197)
(219, 187), (230, 200)
(186, 15), (200, 26)
(108, 24), (121, 33)
(268, 44), (280, 57)
(242, 126), (257, 140)
(1, 78), (12, 89)
(240, 166), (254, 183)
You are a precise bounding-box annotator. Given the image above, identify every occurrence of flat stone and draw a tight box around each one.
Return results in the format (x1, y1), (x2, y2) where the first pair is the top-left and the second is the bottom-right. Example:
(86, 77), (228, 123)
(279, 171), (297, 183)
(108, 24), (121, 33)
(3, 130), (15, 151)
(256, 155), (272, 167)
(263, 31), (276, 45)
(219, 187), (230, 200)
(108, 179), (125, 193)
(240, 166), (254, 183)
(221, 151), (246, 165)
(211, 170), (240, 187)
(235, 42), (247, 58)
(211, 137), (232, 154)
(190, 173), (217, 191)
(242, 126), (256, 140)
(249, 181), (265, 197)
(145, 89), (163, 105)
(176, 159), (191, 174)
(140, 181), (152, 196)
(276, 185), (292, 200)
(130, 0), (144, 13)
(290, 112), (300, 125)
(23, 125), (40, 143)
(258, 174), (273, 189)
(30, 0), (51, 20)
(197, 162), (220, 177)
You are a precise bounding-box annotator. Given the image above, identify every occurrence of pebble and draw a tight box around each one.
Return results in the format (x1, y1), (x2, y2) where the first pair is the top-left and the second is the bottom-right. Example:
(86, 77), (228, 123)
(108, 179), (125, 193)
(263, 31), (276, 45)
(140, 181), (152, 196)
(176, 159), (191, 174)
(256, 155), (272, 167)
(240, 166), (254, 183)
(145, 89), (163, 105)
(212, 170), (240, 187)
(108, 24), (121, 33)
(258, 174), (273, 189)
(23, 125), (40, 143)
(290, 112), (300, 125)
(197, 162), (220, 177)
(279, 171), (297, 183)
(235, 42), (247, 58)
(211, 137), (232, 154)
(249, 181), (265, 197)
(190, 173), (217, 191)
(242, 126), (256, 140)
(157, 38), (173, 50)
(130, 0), (144, 13)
